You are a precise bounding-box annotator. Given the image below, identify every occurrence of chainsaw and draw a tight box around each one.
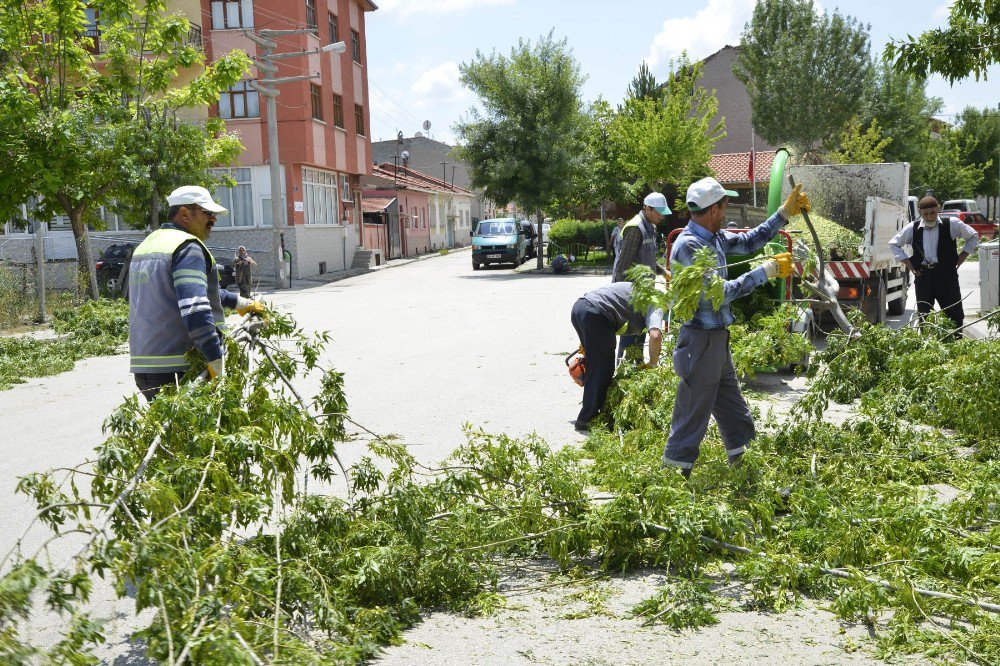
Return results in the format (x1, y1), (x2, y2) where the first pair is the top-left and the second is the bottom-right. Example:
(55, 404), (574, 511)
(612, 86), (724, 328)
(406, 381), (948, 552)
(565, 345), (585, 386)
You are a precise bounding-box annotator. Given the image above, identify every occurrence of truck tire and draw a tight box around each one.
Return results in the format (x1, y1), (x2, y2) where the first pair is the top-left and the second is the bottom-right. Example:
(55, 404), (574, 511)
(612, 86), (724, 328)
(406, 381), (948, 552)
(887, 270), (907, 316)
(862, 277), (887, 325)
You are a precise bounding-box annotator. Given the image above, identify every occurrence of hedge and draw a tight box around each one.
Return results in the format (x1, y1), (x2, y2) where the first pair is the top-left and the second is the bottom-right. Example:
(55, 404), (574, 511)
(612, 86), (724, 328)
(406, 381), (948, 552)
(547, 218), (612, 249)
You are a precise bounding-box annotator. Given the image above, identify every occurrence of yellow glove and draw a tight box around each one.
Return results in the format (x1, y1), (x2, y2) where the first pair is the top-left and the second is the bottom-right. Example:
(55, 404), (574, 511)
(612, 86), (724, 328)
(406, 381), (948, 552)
(207, 358), (225, 380)
(782, 183), (811, 217)
(235, 297), (265, 316)
(763, 253), (794, 279)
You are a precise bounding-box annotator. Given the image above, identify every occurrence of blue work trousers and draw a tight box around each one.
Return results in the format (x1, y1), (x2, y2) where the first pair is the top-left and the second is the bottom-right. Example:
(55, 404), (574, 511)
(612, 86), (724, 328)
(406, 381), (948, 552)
(571, 299), (616, 427)
(662, 326), (754, 470)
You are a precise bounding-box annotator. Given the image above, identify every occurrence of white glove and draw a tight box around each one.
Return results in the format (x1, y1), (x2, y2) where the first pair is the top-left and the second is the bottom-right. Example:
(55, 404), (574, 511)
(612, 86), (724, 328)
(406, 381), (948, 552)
(763, 259), (779, 279)
(207, 358), (225, 380)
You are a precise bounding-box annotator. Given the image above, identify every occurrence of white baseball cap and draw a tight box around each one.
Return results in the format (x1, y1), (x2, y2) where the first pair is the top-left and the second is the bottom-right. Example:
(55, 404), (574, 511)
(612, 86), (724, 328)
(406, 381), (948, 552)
(643, 192), (671, 215)
(166, 185), (228, 214)
(686, 177), (737, 212)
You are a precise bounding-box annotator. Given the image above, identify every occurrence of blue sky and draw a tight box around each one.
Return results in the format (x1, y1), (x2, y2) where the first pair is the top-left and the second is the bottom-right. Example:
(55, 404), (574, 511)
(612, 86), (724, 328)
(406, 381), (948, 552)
(364, 0), (999, 145)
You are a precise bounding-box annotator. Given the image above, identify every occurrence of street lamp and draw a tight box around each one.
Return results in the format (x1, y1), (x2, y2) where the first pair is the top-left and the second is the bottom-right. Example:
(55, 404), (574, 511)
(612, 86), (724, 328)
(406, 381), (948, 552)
(246, 32), (347, 288)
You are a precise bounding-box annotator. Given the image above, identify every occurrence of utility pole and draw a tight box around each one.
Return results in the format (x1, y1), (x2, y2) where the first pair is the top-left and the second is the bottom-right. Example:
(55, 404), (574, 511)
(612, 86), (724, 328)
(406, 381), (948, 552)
(247, 30), (347, 289)
(33, 219), (46, 323)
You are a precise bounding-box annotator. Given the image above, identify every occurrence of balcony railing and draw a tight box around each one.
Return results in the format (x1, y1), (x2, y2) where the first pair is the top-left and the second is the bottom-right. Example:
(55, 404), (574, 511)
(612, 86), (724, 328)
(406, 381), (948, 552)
(83, 23), (203, 54)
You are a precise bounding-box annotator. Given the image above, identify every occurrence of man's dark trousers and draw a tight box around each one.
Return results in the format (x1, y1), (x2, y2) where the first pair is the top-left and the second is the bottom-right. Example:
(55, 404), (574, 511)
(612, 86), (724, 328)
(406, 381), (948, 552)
(571, 299), (616, 427)
(134, 372), (184, 402)
(914, 266), (963, 328)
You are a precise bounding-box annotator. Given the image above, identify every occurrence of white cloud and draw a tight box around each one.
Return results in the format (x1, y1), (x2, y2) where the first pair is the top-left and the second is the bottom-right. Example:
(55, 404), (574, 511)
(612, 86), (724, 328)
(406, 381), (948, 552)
(932, 0), (955, 23)
(411, 61), (468, 104)
(645, 0), (756, 71)
(377, 0), (515, 16)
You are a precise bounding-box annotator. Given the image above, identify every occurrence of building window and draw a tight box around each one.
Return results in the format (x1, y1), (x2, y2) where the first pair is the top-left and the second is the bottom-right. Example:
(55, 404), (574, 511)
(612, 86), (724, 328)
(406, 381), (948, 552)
(328, 13), (338, 44)
(340, 175), (352, 202)
(351, 29), (361, 62)
(211, 0), (254, 29)
(302, 167), (339, 225)
(218, 80), (259, 119)
(310, 84), (323, 121)
(210, 168), (254, 227)
(354, 103), (365, 136)
(305, 0), (317, 31)
(332, 94), (344, 128)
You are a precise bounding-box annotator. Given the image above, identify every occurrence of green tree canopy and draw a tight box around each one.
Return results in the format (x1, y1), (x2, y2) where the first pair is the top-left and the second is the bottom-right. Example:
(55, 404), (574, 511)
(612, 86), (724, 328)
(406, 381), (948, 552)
(455, 32), (588, 268)
(859, 61), (942, 164)
(910, 127), (986, 200)
(0, 0), (249, 297)
(955, 106), (1000, 201)
(735, 0), (873, 161)
(885, 0), (1000, 82)
(626, 62), (660, 101)
(608, 55), (724, 206)
(827, 119), (893, 164)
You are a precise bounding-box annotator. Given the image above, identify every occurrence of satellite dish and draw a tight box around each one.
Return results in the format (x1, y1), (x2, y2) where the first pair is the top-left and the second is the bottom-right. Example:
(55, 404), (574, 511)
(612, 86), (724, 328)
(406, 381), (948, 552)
(414, 131), (423, 138)
(422, 120), (431, 132)
(401, 150), (410, 161)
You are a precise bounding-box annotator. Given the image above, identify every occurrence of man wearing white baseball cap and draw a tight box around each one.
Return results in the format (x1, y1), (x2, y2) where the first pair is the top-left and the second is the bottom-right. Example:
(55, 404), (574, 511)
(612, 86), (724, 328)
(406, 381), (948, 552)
(611, 191), (672, 361)
(127, 185), (265, 400)
(662, 176), (809, 477)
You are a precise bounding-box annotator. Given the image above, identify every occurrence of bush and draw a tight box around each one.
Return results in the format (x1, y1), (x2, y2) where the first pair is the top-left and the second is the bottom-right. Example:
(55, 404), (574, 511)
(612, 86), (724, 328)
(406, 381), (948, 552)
(548, 218), (610, 249)
(0, 264), (32, 328)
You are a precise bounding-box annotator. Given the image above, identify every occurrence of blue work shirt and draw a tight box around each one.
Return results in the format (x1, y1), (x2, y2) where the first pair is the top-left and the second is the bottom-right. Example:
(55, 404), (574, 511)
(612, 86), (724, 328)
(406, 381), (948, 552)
(669, 210), (787, 329)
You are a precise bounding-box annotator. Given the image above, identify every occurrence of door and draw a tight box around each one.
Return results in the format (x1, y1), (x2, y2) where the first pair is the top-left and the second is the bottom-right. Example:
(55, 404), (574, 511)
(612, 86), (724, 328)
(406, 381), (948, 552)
(387, 204), (402, 259)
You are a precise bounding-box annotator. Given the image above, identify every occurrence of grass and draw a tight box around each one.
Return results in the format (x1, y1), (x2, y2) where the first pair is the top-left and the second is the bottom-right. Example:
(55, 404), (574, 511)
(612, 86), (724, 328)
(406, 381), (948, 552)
(548, 247), (613, 268)
(0, 264), (80, 331)
(0, 298), (129, 391)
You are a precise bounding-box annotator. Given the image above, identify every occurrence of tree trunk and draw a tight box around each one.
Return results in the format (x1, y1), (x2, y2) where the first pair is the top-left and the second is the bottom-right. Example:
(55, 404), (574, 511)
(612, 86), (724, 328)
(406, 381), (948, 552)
(71, 212), (100, 300)
(601, 202), (610, 252)
(536, 210), (544, 270)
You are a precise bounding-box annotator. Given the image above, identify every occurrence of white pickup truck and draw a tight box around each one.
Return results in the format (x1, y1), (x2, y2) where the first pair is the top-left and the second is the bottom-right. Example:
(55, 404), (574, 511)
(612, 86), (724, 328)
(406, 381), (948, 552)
(783, 162), (914, 324)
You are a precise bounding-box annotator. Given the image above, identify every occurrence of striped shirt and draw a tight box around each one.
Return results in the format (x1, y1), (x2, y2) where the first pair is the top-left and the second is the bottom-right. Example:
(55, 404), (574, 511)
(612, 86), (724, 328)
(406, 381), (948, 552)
(163, 223), (238, 362)
(669, 210), (787, 329)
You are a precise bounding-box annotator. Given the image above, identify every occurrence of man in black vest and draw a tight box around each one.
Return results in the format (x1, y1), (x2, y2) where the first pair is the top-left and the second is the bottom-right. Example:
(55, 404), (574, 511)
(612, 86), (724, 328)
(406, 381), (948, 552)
(889, 196), (979, 329)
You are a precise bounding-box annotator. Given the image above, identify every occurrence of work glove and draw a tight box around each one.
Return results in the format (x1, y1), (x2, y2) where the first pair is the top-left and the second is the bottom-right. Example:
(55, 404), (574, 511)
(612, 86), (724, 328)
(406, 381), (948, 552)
(207, 358), (225, 380)
(762, 252), (793, 279)
(236, 297), (265, 316)
(780, 183), (811, 218)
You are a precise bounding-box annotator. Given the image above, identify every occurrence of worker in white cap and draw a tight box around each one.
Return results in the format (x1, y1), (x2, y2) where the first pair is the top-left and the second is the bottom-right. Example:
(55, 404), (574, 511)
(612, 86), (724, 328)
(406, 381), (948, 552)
(127, 186), (264, 400)
(611, 191), (672, 360)
(661, 177), (807, 477)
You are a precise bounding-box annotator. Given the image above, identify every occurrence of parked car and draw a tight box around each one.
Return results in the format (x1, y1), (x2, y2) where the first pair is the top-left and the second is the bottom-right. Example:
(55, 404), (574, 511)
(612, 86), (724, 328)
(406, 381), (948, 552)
(941, 199), (980, 213)
(520, 219), (539, 258)
(938, 210), (998, 240)
(95, 243), (236, 297)
(471, 218), (528, 269)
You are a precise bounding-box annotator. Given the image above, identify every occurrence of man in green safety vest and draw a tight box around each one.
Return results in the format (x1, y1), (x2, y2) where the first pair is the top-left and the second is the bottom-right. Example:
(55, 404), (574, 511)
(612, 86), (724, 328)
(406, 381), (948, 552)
(128, 186), (264, 400)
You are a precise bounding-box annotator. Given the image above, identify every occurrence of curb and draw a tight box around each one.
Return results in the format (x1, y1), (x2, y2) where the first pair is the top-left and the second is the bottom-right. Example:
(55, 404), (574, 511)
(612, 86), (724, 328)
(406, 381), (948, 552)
(278, 246), (472, 288)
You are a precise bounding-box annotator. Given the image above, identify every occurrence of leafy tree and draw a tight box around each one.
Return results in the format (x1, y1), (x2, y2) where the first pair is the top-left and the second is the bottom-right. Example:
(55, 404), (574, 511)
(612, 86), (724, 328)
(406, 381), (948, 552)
(885, 0), (1000, 82)
(626, 61), (660, 101)
(910, 128), (986, 200)
(827, 119), (893, 164)
(735, 0), (873, 161)
(955, 106), (1000, 216)
(456, 32), (588, 269)
(859, 61), (942, 164)
(607, 55), (723, 207)
(0, 0), (249, 298)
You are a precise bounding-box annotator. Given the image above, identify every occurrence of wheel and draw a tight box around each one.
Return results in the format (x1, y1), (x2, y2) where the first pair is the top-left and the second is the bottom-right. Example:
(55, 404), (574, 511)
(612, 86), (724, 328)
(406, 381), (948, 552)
(862, 277), (887, 325)
(472, 261), (481, 271)
(887, 270), (908, 316)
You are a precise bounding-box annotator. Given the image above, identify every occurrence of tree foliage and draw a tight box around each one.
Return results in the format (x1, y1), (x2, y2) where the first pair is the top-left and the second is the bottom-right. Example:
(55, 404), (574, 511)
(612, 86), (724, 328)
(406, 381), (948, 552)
(608, 55), (723, 201)
(955, 106), (1000, 202)
(626, 61), (660, 102)
(455, 32), (587, 267)
(0, 0), (249, 297)
(885, 0), (1000, 82)
(910, 127), (987, 199)
(859, 61), (942, 165)
(827, 119), (893, 164)
(735, 0), (873, 160)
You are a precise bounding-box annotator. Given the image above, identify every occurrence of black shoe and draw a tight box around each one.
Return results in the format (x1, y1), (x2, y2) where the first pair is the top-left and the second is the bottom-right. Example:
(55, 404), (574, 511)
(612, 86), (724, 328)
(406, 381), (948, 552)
(574, 420), (590, 433)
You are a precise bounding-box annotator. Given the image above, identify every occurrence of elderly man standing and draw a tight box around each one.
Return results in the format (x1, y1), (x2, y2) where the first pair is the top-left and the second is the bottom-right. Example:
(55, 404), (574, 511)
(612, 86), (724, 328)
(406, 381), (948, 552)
(661, 177), (806, 476)
(889, 195), (978, 330)
(128, 186), (264, 401)
(612, 193), (671, 360)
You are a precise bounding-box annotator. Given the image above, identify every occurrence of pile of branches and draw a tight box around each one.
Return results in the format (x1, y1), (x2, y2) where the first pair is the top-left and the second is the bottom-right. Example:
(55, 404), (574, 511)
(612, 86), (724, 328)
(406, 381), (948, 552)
(2, 310), (998, 664)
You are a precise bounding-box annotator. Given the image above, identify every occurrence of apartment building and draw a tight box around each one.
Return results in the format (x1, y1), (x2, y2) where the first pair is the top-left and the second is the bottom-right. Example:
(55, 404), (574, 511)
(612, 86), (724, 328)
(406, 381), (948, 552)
(203, 0), (378, 279)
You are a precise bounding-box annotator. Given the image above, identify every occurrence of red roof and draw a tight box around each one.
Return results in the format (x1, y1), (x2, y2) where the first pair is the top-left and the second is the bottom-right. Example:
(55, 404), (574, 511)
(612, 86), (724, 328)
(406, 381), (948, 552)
(709, 151), (776, 185)
(361, 197), (395, 213)
(371, 163), (472, 194)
